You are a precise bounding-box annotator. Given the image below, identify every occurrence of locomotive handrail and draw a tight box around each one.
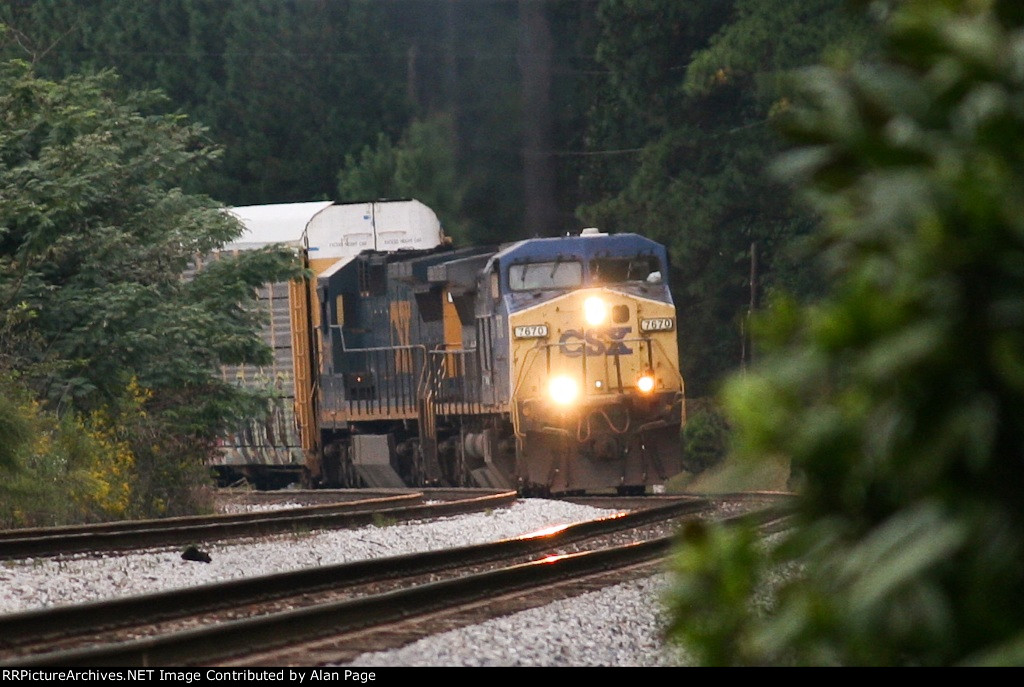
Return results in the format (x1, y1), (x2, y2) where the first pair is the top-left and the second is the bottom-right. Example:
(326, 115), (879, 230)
(646, 337), (685, 387)
(329, 324), (427, 418)
(415, 350), (438, 481)
(510, 344), (546, 439)
(329, 325), (428, 357)
(647, 337), (687, 424)
(425, 344), (482, 417)
(429, 342), (479, 351)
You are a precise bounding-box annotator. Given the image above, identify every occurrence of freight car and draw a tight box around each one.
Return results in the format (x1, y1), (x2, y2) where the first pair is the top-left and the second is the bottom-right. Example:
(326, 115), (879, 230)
(211, 202), (685, 494)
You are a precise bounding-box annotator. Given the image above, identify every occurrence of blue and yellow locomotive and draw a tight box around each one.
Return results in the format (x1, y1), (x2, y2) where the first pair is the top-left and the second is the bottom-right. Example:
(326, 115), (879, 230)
(313, 227), (685, 494)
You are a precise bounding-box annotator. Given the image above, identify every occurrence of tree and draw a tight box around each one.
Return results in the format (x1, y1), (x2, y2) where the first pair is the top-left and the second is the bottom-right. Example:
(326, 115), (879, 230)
(214, 0), (410, 204)
(337, 114), (470, 244)
(518, 0), (558, 235)
(0, 0), (411, 205)
(578, 0), (872, 395)
(0, 1), (607, 245)
(0, 60), (302, 519)
(666, 0), (1024, 665)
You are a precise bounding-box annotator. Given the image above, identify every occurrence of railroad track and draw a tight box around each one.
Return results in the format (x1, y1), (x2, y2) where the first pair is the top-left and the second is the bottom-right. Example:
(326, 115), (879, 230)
(0, 494), (790, 667)
(0, 489), (517, 560)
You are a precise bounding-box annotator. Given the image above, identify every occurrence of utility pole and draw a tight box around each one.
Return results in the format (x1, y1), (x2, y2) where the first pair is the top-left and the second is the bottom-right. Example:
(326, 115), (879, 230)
(742, 241), (758, 370)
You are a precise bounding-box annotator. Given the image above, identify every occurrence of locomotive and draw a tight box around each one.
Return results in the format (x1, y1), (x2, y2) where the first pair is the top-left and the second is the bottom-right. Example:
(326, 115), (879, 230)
(210, 200), (685, 495)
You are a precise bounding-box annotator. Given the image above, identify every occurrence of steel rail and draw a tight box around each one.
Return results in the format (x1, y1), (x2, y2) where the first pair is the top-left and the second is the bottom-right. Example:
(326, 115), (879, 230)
(0, 497), (711, 653)
(0, 490), (517, 560)
(1, 499), (791, 667)
(0, 493), (424, 542)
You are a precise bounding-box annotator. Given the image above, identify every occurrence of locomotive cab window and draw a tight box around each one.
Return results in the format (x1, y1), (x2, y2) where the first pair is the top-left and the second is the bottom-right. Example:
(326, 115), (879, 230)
(358, 261), (387, 297)
(508, 260), (582, 292)
(590, 255), (661, 284)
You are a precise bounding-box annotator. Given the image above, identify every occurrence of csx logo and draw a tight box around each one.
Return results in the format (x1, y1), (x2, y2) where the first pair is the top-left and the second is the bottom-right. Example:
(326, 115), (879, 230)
(559, 327), (633, 357)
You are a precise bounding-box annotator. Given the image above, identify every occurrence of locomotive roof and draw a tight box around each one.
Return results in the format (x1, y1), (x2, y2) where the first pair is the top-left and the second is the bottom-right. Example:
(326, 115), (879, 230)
(491, 232), (666, 267)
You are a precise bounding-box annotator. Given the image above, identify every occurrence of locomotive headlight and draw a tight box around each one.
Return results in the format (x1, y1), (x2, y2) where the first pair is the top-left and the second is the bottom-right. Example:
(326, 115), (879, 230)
(549, 375), (579, 405)
(583, 296), (608, 326)
(637, 373), (656, 394)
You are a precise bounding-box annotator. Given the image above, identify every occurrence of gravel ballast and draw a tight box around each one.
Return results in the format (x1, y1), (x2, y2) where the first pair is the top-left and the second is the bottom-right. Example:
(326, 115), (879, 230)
(343, 572), (688, 667)
(0, 498), (690, 667)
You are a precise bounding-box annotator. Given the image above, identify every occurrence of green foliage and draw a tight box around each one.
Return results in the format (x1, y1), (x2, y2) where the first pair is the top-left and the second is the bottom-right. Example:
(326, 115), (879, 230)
(667, 0), (1024, 665)
(0, 379), (35, 475)
(0, 61), (302, 522)
(0, 0), (410, 205)
(684, 0), (873, 101)
(0, 62), (301, 410)
(213, 0), (409, 203)
(337, 114), (470, 244)
(664, 520), (771, 665)
(0, 374), (217, 526)
(681, 399), (731, 472)
(0, 1), (607, 242)
(0, 376), (134, 527)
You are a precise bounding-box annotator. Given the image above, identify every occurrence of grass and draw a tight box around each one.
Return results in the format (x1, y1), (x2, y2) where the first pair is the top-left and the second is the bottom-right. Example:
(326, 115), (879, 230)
(666, 454), (792, 494)
(371, 513), (398, 528)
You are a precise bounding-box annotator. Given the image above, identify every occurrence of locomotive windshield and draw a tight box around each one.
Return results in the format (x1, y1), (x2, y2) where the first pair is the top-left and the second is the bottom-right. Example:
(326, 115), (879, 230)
(589, 255), (661, 284)
(508, 260), (583, 291)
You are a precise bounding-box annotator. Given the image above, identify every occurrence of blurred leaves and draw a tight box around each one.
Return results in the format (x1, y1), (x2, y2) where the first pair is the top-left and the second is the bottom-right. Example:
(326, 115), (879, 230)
(667, 0), (1024, 666)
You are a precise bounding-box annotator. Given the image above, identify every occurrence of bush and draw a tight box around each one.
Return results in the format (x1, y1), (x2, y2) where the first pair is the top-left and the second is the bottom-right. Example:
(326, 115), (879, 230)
(680, 399), (731, 473)
(0, 375), (216, 528)
(0, 379), (134, 527)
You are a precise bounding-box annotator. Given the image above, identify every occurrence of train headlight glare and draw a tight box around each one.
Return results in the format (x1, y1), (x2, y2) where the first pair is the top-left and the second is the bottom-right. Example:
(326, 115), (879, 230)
(637, 374), (656, 394)
(549, 375), (579, 405)
(584, 296), (607, 325)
